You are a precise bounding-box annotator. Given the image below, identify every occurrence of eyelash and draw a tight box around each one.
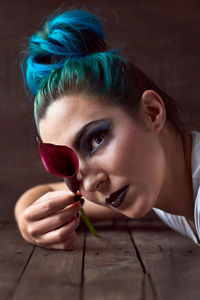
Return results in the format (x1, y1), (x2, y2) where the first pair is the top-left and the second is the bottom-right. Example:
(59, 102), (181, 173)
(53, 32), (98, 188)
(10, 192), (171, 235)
(83, 123), (111, 156)
(89, 130), (107, 155)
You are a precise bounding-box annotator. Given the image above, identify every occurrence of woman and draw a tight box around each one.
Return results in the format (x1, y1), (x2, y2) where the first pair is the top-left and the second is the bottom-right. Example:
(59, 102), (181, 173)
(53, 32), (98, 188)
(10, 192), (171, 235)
(15, 9), (200, 250)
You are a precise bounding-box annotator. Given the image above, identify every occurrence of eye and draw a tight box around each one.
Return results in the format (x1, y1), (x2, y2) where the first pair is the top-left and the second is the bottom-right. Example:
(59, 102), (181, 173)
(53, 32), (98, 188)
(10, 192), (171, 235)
(79, 120), (111, 157)
(90, 132), (106, 153)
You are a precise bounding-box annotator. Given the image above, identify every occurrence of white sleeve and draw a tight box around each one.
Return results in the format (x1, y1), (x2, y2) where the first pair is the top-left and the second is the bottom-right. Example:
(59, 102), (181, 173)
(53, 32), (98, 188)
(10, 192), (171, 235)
(153, 207), (199, 244)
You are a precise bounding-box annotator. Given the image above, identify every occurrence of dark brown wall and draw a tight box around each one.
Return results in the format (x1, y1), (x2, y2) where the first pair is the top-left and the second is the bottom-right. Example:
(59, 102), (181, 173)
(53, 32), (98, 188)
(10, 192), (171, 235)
(1, 0), (200, 221)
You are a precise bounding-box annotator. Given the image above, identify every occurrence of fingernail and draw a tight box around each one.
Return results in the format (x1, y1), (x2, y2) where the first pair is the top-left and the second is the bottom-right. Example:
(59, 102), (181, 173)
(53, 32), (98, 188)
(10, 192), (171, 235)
(74, 195), (85, 207)
(80, 197), (85, 207)
(74, 195), (81, 202)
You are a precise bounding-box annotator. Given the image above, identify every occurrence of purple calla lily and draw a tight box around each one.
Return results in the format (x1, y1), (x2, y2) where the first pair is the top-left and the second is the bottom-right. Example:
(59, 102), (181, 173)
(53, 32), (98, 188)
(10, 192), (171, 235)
(38, 140), (79, 193)
(36, 138), (98, 237)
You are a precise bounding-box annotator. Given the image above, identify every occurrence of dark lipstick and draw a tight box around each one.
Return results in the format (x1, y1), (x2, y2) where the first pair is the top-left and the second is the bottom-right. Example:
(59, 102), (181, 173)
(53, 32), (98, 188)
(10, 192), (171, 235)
(105, 185), (129, 208)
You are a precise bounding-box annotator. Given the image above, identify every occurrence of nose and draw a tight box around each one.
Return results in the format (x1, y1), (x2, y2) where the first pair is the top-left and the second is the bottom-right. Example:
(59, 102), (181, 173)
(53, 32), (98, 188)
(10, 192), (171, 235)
(83, 172), (107, 192)
(78, 161), (107, 192)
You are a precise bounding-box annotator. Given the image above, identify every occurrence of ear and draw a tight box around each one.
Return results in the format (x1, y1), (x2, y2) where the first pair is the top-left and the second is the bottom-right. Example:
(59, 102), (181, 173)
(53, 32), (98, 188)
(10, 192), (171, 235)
(139, 90), (166, 133)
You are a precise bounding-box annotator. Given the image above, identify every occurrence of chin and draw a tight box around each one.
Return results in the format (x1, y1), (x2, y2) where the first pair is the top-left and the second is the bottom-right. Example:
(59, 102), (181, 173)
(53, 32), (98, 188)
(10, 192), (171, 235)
(120, 198), (153, 219)
(121, 209), (147, 219)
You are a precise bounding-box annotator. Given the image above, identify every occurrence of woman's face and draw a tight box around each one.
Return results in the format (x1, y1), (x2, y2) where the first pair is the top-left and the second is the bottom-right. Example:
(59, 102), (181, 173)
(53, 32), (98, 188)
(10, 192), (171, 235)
(39, 94), (166, 219)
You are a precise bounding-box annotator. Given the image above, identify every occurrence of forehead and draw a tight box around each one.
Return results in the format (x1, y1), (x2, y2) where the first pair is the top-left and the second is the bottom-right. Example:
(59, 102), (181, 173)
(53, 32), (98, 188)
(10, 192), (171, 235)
(39, 94), (126, 146)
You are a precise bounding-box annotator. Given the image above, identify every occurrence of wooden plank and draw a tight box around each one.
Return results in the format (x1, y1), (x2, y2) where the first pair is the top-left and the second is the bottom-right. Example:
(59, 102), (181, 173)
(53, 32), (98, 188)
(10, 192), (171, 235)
(83, 220), (155, 300)
(12, 230), (85, 300)
(0, 223), (34, 300)
(131, 220), (200, 300)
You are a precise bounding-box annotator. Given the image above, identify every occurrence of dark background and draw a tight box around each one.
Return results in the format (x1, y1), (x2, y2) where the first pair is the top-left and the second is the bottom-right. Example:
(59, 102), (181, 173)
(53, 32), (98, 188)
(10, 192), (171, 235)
(1, 0), (200, 221)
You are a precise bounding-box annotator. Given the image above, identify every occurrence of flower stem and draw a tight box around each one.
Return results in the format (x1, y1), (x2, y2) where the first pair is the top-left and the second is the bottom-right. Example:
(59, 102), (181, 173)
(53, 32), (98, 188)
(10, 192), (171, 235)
(80, 208), (98, 237)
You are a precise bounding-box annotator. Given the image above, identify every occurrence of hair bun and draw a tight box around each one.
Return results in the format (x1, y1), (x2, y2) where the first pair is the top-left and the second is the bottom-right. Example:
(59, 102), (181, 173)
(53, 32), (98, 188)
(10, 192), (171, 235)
(25, 9), (107, 95)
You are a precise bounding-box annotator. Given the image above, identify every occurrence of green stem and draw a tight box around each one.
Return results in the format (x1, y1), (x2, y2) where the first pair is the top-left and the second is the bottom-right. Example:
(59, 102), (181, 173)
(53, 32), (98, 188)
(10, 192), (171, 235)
(80, 208), (98, 237)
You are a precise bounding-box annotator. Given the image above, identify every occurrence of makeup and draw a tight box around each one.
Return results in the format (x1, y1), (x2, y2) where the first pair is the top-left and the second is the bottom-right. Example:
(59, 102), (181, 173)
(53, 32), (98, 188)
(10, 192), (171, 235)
(73, 119), (111, 157)
(106, 185), (129, 208)
(80, 120), (111, 156)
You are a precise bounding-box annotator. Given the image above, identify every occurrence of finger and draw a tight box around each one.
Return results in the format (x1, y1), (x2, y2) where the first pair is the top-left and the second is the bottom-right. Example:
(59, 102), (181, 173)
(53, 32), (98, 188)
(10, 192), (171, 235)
(28, 202), (81, 236)
(34, 216), (79, 246)
(45, 232), (77, 250)
(33, 190), (70, 205)
(25, 190), (76, 221)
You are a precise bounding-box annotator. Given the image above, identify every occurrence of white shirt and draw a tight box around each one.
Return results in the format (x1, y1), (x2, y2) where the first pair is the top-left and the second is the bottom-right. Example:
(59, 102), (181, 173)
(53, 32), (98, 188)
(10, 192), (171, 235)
(153, 131), (200, 244)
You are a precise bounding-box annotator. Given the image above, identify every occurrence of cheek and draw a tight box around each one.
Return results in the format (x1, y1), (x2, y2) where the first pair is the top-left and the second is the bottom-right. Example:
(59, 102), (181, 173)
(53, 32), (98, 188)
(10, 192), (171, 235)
(126, 138), (166, 218)
(110, 129), (166, 195)
(101, 137), (131, 175)
(101, 127), (146, 176)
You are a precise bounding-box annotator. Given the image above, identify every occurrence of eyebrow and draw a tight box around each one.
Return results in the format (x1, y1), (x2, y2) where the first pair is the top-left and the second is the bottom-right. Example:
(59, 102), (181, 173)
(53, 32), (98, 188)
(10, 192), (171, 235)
(73, 119), (108, 149)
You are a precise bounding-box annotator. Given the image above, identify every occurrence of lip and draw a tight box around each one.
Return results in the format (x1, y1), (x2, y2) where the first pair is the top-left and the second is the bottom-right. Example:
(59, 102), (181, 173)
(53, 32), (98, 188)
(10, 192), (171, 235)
(105, 185), (129, 208)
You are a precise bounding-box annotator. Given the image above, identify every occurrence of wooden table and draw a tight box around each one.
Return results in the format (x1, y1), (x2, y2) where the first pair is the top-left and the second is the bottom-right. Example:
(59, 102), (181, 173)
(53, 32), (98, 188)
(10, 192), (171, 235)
(1, 218), (200, 300)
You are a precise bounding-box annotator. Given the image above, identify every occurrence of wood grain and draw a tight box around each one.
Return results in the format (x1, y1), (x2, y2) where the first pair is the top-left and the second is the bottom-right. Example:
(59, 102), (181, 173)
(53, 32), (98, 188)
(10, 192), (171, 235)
(83, 221), (155, 300)
(0, 223), (34, 300)
(131, 220), (200, 300)
(12, 231), (85, 300)
(13, 233), (84, 300)
(1, 220), (200, 299)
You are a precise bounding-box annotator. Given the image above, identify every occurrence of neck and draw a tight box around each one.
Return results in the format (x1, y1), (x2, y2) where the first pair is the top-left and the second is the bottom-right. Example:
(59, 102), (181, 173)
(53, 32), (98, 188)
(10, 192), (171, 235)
(155, 126), (194, 220)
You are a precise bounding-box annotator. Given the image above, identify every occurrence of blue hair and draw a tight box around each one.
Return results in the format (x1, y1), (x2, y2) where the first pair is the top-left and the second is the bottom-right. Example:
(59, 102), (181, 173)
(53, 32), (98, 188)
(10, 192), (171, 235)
(25, 9), (107, 96)
(22, 8), (188, 134)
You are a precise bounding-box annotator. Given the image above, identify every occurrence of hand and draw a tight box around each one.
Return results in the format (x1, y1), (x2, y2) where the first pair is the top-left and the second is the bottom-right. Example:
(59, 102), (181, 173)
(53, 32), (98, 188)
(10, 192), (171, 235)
(18, 190), (81, 250)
